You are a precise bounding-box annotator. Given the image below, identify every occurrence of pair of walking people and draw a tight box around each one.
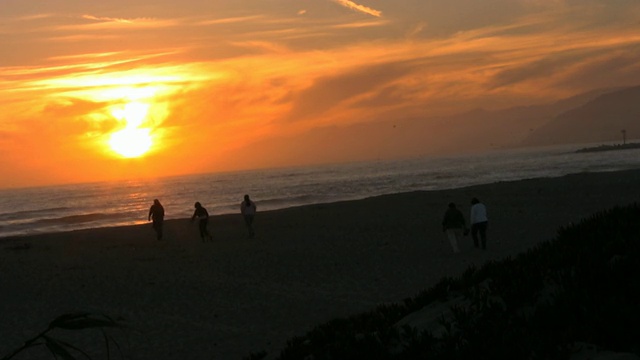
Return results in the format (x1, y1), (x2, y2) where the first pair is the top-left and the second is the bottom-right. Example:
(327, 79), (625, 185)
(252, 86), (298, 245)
(148, 195), (257, 242)
(191, 195), (256, 241)
(148, 201), (215, 242)
(441, 198), (488, 253)
(149, 200), (212, 242)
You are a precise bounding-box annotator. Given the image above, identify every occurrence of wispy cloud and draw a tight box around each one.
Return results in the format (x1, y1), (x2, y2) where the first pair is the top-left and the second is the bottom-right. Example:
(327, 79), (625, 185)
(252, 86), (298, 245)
(82, 14), (134, 23)
(67, 14), (178, 29)
(196, 15), (265, 26)
(406, 22), (428, 38)
(16, 13), (56, 21)
(331, 19), (389, 29)
(331, 0), (382, 17)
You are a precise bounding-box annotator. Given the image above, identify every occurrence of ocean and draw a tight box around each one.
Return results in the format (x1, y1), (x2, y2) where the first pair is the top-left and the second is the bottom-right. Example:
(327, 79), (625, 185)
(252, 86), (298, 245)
(1, 143), (639, 238)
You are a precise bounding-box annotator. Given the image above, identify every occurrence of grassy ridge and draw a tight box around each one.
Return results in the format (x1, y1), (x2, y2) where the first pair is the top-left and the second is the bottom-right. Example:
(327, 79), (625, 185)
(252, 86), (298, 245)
(259, 204), (640, 359)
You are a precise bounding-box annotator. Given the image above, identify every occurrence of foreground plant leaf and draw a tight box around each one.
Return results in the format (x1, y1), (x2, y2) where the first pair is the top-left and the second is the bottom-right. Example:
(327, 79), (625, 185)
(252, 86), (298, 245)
(49, 313), (123, 331)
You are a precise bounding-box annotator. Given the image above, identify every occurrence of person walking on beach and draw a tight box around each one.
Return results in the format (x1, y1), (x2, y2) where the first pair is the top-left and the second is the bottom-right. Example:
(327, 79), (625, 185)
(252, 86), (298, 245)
(240, 194), (257, 239)
(442, 202), (467, 253)
(470, 197), (489, 249)
(148, 199), (165, 240)
(191, 202), (213, 242)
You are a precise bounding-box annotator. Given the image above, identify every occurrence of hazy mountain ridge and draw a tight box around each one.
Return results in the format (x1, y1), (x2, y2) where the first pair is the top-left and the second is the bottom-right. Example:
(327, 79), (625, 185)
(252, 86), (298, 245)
(229, 86), (633, 169)
(522, 85), (640, 146)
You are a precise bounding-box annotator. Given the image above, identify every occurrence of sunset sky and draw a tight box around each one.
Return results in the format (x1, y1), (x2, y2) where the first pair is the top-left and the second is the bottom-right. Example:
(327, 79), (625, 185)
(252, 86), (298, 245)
(2, 0), (640, 188)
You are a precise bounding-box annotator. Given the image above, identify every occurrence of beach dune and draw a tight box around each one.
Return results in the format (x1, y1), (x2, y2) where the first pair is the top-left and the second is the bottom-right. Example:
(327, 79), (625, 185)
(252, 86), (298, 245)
(2, 169), (640, 360)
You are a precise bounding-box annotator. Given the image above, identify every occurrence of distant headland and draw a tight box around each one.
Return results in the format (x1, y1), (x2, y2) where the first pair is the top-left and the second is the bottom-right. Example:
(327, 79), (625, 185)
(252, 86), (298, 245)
(576, 142), (640, 153)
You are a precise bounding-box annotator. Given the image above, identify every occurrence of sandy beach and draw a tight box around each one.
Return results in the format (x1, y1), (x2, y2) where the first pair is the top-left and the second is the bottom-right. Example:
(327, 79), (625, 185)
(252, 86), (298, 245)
(2, 169), (640, 360)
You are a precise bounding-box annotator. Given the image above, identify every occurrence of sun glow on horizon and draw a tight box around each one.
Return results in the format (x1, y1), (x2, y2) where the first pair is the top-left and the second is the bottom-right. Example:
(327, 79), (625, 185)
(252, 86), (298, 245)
(70, 67), (212, 160)
(108, 101), (154, 158)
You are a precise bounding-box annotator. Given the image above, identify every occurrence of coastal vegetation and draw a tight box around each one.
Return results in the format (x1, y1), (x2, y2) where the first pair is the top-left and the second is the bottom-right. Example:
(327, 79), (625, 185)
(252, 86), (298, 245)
(253, 204), (640, 359)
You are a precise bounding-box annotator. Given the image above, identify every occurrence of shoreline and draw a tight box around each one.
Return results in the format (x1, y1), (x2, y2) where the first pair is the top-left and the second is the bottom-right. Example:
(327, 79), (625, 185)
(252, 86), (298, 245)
(2, 169), (640, 359)
(5, 143), (640, 240)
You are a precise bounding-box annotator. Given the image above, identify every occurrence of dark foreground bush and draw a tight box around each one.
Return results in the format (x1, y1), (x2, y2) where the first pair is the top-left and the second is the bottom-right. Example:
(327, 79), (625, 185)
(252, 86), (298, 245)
(267, 204), (640, 360)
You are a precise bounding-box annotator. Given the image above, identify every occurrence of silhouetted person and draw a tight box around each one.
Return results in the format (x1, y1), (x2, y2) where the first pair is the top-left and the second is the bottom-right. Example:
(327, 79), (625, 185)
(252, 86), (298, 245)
(191, 202), (213, 242)
(470, 197), (488, 249)
(240, 194), (257, 238)
(442, 202), (467, 253)
(148, 199), (165, 240)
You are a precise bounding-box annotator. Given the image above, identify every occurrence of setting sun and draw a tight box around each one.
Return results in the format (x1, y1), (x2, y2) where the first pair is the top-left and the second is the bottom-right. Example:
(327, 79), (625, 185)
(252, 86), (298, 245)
(108, 101), (154, 158)
(109, 127), (153, 158)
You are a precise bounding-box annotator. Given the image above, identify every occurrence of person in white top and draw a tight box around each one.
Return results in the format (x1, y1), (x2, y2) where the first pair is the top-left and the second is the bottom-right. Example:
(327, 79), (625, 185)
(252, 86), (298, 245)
(241, 194), (257, 238)
(470, 197), (488, 249)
